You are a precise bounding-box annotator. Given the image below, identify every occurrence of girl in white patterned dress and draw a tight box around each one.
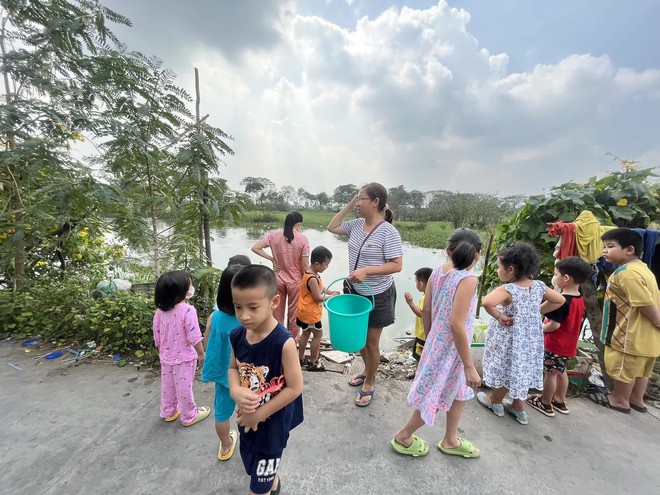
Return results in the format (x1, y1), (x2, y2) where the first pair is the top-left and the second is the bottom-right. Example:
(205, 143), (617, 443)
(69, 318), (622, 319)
(477, 242), (565, 425)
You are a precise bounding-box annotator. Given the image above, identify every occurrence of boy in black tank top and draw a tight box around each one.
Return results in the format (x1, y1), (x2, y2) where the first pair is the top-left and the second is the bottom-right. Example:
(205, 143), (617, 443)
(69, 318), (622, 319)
(229, 265), (304, 495)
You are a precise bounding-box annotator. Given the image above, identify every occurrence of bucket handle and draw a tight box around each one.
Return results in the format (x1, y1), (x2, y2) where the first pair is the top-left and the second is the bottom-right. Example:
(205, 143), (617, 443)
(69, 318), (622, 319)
(324, 277), (375, 311)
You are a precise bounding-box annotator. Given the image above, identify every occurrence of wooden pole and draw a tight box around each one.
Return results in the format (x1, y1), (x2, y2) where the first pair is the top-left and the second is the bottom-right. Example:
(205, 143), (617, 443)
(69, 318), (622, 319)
(194, 68), (213, 266)
(475, 233), (494, 317)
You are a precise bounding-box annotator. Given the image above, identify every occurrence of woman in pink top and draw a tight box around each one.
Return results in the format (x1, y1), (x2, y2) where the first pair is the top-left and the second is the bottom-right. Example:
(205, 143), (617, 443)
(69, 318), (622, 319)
(251, 211), (310, 340)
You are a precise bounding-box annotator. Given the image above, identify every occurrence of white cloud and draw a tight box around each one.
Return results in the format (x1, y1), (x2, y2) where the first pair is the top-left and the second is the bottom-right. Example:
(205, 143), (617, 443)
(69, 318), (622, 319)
(108, 0), (660, 196)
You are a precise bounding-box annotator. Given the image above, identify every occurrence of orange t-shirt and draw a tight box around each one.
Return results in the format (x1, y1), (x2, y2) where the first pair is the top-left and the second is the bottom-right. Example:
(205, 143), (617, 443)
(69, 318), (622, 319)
(297, 273), (322, 324)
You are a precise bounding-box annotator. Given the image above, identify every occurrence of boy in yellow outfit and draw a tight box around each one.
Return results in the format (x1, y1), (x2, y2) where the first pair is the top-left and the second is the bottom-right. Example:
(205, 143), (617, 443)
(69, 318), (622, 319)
(593, 228), (660, 414)
(404, 267), (433, 379)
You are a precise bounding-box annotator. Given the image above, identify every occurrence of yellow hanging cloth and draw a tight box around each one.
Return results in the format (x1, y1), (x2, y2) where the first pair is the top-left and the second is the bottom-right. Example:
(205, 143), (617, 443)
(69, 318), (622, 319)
(573, 210), (615, 263)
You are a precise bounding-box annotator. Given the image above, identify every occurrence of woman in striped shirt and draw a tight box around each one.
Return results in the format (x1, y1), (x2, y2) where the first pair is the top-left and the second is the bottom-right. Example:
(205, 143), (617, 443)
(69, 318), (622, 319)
(328, 182), (403, 407)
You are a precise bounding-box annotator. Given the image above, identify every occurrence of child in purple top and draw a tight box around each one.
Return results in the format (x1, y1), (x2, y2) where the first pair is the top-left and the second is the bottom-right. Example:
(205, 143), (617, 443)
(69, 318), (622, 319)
(153, 270), (210, 426)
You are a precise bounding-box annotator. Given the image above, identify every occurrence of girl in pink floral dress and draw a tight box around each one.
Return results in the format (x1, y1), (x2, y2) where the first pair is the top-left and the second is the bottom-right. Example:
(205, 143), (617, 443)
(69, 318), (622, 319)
(390, 229), (483, 459)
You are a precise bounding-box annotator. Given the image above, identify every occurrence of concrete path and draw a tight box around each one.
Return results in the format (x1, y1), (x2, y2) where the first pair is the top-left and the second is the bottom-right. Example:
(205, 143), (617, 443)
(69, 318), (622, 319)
(2, 341), (659, 495)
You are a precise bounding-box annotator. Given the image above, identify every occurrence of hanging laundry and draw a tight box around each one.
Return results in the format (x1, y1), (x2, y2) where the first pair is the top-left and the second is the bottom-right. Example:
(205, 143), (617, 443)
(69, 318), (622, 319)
(573, 211), (614, 263)
(547, 221), (577, 259)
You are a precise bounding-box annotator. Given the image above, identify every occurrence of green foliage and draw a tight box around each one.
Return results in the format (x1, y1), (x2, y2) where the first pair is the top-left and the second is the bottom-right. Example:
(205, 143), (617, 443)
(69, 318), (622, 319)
(395, 221), (455, 249)
(88, 292), (156, 362)
(485, 166), (659, 291)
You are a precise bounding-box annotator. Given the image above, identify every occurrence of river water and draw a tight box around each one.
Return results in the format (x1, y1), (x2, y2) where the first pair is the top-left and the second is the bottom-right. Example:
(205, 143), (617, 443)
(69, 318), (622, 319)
(209, 226), (454, 351)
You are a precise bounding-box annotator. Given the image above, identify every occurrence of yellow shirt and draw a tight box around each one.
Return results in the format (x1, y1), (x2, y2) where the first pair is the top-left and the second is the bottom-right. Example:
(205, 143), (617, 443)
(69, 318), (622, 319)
(601, 261), (660, 357)
(413, 294), (426, 341)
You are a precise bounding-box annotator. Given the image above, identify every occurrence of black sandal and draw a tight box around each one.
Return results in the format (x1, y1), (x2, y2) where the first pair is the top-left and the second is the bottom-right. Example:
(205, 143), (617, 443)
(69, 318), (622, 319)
(307, 360), (325, 372)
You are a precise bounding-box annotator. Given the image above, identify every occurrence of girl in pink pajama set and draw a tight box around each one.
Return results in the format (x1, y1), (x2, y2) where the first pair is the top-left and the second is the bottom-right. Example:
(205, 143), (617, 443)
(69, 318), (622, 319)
(153, 270), (210, 426)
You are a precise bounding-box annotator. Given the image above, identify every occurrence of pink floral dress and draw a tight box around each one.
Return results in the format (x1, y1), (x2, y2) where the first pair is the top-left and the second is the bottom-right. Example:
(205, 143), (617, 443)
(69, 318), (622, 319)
(407, 266), (476, 426)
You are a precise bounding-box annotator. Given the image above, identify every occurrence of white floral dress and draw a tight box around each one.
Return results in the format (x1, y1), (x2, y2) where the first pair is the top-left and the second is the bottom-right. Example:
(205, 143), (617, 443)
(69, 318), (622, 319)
(483, 281), (545, 399)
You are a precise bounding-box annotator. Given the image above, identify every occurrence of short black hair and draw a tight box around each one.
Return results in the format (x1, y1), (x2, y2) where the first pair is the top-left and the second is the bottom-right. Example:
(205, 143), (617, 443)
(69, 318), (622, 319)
(216, 264), (244, 315)
(498, 242), (541, 279)
(601, 227), (643, 257)
(414, 267), (433, 283)
(227, 254), (251, 267)
(155, 270), (190, 311)
(555, 256), (592, 284)
(311, 246), (333, 265)
(231, 264), (277, 298)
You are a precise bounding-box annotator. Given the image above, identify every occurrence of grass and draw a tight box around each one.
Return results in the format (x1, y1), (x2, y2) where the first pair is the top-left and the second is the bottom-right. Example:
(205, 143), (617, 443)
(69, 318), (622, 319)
(238, 210), (456, 249)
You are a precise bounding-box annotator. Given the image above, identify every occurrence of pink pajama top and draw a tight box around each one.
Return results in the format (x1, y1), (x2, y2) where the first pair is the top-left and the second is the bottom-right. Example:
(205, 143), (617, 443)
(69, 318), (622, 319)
(153, 303), (203, 365)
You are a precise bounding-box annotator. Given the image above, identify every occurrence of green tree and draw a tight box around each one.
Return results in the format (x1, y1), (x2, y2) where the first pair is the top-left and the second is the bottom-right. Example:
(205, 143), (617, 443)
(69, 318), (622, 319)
(332, 184), (357, 208)
(0, 0), (135, 288)
(241, 176), (275, 207)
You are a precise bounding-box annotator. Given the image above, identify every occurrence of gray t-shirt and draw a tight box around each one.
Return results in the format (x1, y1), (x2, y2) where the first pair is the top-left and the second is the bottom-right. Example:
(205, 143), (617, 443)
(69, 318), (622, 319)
(342, 218), (403, 296)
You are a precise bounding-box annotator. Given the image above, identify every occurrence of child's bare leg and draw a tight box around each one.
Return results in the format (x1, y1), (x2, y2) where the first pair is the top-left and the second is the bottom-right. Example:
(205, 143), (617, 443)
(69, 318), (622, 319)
(298, 330), (311, 361)
(441, 400), (465, 449)
(490, 387), (508, 404)
(629, 377), (649, 409)
(554, 371), (569, 404)
(608, 379), (634, 409)
(309, 329), (322, 362)
(215, 420), (233, 456)
(541, 372), (557, 405)
(511, 398), (526, 411)
(393, 409), (426, 447)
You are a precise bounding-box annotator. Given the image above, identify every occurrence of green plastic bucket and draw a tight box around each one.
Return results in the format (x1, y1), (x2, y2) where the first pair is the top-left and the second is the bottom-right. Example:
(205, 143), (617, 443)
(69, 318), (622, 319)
(324, 278), (374, 353)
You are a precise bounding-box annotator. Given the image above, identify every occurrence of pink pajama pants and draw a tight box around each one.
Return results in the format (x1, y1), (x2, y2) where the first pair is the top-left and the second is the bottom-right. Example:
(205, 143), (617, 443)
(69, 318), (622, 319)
(273, 280), (301, 340)
(160, 360), (198, 424)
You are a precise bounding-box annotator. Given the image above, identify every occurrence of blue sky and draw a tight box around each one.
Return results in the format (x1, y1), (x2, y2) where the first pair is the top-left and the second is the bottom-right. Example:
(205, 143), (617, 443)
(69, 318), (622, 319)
(101, 0), (660, 196)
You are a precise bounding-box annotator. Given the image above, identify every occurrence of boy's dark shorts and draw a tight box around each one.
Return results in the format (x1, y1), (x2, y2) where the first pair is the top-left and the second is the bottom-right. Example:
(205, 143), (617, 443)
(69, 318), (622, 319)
(543, 349), (569, 375)
(348, 283), (397, 329)
(239, 441), (283, 494)
(296, 318), (322, 332)
(412, 337), (425, 361)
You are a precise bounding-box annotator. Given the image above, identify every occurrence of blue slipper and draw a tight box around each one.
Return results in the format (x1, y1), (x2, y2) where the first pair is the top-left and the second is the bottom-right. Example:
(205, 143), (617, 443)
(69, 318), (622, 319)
(355, 389), (374, 407)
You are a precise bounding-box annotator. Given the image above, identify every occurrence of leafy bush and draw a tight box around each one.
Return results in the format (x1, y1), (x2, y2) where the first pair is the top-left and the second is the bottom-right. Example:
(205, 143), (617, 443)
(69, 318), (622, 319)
(88, 292), (157, 363)
(485, 166), (659, 291)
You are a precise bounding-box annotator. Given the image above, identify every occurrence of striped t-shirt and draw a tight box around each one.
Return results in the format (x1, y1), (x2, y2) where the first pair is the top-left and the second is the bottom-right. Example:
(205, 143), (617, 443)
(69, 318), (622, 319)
(342, 218), (403, 296)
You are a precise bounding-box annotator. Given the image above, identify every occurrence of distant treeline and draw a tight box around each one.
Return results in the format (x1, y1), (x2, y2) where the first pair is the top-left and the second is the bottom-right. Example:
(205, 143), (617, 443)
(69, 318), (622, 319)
(240, 177), (525, 230)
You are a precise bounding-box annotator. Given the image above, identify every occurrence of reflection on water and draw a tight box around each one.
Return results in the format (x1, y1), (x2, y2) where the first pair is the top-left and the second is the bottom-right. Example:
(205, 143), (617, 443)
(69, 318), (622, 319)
(210, 227), (453, 351)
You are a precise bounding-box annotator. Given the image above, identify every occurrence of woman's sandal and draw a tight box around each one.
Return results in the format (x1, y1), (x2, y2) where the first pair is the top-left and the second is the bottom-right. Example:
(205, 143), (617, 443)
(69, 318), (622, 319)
(348, 374), (366, 386)
(437, 438), (480, 458)
(390, 434), (429, 457)
(355, 389), (374, 407)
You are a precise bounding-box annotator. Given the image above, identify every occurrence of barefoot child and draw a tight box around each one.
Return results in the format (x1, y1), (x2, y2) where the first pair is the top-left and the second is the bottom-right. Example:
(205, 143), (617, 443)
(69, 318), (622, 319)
(591, 228), (660, 414)
(229, 265), (304, 495)
(297, 246), (340, 371)
(202, 264), (244, 460)
(527, 256), (591, 416)
(478, 243), (565, 425)
(391, 229), (483, 458)
(153, 270), (210, 426)
(404, 267), (433, 379)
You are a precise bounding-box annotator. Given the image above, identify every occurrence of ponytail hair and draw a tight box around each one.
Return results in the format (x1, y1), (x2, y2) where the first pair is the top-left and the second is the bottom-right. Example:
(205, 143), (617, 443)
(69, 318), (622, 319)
(446, 228), (482, 270)
(451, 241), (478, 270)
(362, 182), (394, 223)
(283, 211), (303, 243)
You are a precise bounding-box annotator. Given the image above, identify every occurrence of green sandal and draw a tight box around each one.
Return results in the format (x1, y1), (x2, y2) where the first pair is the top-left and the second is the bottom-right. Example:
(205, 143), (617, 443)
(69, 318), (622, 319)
(390, 434), (429, 457)
(437, 438), (480, 458)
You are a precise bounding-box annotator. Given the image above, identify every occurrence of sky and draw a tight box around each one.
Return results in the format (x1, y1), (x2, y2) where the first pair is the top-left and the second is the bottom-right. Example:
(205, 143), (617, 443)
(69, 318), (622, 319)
(101, 0), (660, 197)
